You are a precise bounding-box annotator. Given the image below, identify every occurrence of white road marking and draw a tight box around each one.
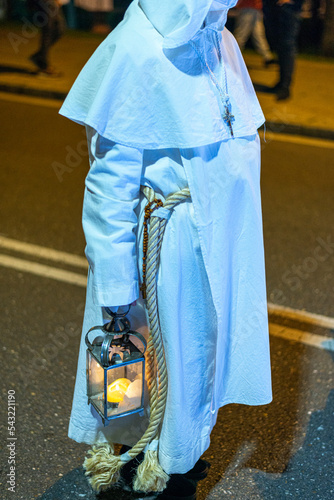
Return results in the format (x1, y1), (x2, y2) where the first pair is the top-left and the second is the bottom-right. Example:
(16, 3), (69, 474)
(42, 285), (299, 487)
(0, 235), (87, 269)
(0, 91), (62, 109)
(0, 254), (87, 287)
(269, 323), (334, 352)
(224, 441), (257, 475)
(0, 237), (333, 351)
(259, 131), (334, 149)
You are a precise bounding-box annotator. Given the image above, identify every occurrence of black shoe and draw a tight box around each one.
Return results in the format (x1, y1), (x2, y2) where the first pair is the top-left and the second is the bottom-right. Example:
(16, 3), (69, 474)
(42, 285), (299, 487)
(264, 58), (278, 68)
(37, 66), (63, 78)
(266, 81), (281, 94)
(183, 459), (211, 481)
(119, 445), (144, 491)
(29, 53), (46, 71)
(156, 475), (196, 500)
(119, 446), (204, 498)
(276, 87), (290, 101)
(271, 81), (282, 92)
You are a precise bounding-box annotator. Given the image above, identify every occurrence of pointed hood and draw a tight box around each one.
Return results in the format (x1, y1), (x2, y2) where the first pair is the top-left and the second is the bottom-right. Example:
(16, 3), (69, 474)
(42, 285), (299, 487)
(59, 0), (264, 149)
(139, 0), (236, 48)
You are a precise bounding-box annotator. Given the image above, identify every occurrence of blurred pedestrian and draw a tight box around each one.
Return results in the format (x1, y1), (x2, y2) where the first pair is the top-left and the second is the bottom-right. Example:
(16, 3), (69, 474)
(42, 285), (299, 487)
(263, 0), (304, 100)
(234, 0), (276, 67)
(28, 0), (69, 76)
(75, 0), (114, 34)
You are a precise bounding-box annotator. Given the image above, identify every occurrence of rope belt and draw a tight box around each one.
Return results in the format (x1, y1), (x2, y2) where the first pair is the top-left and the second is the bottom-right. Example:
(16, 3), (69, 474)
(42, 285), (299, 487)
(133, 185), (191, 455)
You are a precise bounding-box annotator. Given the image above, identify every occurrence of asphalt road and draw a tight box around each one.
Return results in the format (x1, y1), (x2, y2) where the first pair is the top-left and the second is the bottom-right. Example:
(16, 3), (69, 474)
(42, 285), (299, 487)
(0, 95), (333, 500)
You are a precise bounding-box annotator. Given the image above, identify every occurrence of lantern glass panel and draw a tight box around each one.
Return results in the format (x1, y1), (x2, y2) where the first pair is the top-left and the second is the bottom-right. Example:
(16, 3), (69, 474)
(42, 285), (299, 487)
(106, 360), (144, 418)
(87, 351), (105, 415)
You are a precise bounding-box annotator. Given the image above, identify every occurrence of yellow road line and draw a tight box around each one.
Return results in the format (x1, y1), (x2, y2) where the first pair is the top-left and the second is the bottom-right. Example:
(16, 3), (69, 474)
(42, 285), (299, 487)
(259, 131), (334, 149)
(268, 302), (334, 330)
(269, 323), (334, 352)
(0, 91), (62, 108)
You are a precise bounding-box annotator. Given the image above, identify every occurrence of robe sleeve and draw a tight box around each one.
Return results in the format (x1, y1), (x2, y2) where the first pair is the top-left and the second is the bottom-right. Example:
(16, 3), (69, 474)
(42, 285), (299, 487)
(82, 126), (144, 307)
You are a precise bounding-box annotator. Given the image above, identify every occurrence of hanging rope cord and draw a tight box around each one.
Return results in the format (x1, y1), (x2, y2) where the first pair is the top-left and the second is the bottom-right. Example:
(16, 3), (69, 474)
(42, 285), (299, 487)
(84, 185), (191, 493)
(129, 185), (192, 456)
(130, 186), (192, 471)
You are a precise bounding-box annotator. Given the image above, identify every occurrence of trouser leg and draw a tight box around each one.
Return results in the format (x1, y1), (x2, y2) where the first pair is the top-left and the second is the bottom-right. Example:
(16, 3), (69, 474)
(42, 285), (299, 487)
(31, 0), (65, 69)
(276, 6), (301, 90)
(251, 11), (273, 61)
(262, 0), (278, 52)
(234, 9), (257, 51)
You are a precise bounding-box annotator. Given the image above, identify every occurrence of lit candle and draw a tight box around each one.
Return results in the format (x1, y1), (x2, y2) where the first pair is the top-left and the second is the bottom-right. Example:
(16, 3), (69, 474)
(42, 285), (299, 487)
(107, 378), (131, 403)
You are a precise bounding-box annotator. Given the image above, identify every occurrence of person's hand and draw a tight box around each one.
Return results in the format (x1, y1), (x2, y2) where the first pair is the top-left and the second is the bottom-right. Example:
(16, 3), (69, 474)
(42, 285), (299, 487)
(104, 301), (137, 315)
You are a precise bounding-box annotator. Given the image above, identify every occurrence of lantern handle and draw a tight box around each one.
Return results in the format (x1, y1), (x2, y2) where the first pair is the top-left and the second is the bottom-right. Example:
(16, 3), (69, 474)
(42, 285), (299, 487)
(85, 320), (146, 353)
(100, 331), (147, 367)
(85, 325), (106, 350)
(101, 334), (115, 367)
(128, 331), (147, 354)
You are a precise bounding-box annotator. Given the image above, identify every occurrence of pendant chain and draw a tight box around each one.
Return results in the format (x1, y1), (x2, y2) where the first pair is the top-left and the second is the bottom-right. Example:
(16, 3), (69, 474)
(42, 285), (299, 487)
(190, 31), (234, 137)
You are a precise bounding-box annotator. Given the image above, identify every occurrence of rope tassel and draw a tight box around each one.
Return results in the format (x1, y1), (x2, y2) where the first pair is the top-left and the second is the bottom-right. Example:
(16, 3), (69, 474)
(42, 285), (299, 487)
(83, 443), (123, 493)
(133, 440), (169, 492)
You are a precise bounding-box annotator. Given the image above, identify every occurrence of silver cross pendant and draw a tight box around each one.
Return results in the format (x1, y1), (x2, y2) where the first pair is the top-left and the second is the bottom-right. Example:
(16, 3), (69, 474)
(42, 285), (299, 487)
(223, 105), (234, 137)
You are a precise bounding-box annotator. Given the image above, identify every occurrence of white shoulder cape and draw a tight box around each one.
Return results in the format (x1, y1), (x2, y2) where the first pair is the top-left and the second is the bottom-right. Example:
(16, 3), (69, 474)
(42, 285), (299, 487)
(59, 0), (265, 149)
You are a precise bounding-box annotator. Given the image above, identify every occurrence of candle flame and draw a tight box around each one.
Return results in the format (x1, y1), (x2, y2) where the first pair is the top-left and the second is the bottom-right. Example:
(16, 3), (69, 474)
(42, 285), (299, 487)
(107, 378), (131, 403)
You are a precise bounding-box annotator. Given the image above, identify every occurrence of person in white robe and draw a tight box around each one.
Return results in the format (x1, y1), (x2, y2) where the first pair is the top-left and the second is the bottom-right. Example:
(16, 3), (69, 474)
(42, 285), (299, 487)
(59, 0), (272, 494)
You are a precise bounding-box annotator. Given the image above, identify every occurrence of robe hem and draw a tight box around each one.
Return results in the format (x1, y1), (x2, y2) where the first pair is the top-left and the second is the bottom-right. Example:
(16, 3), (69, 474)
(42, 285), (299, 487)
(217, 396), (273, 408)
(68, 422), (143, 447)
(159, 434), (211, 474)
(67, 396), (273, 446)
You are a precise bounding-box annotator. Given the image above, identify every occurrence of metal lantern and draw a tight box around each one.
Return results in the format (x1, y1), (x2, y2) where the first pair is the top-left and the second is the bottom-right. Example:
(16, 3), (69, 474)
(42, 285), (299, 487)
(85, 308), (147, 426)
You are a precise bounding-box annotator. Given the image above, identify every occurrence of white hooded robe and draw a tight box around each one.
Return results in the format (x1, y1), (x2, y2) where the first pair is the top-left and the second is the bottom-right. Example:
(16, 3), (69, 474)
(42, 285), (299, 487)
(59, 0), (272, 474)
